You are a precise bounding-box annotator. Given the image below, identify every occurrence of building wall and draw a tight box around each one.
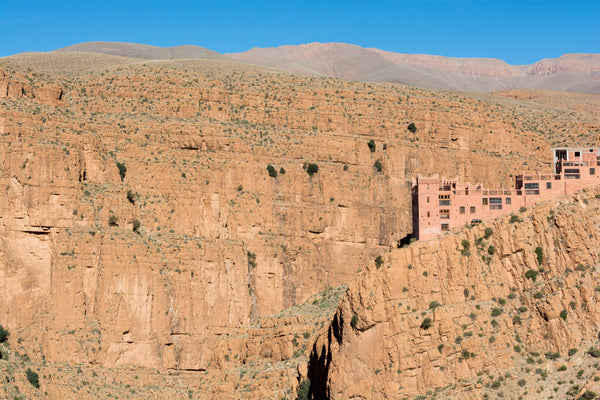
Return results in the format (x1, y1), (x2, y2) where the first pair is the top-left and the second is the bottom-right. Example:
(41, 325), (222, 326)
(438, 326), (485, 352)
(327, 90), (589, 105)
(415, 148), (600, 241)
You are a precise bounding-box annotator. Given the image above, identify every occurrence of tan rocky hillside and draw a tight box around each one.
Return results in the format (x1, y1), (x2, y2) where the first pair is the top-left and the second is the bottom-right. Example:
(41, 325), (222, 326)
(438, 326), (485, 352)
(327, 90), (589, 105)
(0, 53), (599, 398)
(309, 187), (600, 399)
(228, 43), (600, 93)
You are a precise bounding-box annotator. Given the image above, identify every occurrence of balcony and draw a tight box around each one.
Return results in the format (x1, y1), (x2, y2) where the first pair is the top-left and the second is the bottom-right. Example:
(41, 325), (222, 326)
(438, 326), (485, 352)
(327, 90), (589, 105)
(439, 200), (451, 206)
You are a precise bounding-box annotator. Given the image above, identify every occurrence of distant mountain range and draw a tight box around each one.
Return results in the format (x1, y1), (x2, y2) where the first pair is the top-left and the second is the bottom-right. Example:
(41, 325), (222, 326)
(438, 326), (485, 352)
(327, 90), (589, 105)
(50, 41), (600, 93)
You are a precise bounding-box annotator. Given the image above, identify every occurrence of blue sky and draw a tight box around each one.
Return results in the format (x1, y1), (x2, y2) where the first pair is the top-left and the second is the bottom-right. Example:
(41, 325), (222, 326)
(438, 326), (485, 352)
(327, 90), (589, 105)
(0, 0), (598, 64)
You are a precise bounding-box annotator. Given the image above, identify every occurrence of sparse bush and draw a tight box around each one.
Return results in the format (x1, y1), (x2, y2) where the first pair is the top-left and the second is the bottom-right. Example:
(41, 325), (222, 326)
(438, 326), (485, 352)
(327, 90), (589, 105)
(560, 309), (568, 321)
(108, 215), (118, 226)
(130, 219), (140, 234)
(558, 365), (567, 371)
(0, 326), (8, 343)
(279, 167), (286, 175)
(350, 314), (359, 329)
(569, 348), (578, 356)
(420, 317), (432, 330)
(429, 301), (441, 310)
(533, 291), (544, 299)
(587, 347), (600, 358)
(374, 256), (383, 269)
(545, 351), (561, 360)
(491, 308), (503, 317)
(461, 239), (470, 255)
(367, 139), (376, 152)
(525, 269), (538, 282)
(487, 246), (496, 255)
(296, 379), (310, 400)
(535, 247), (543, 265)
(116, 162), (127, 181)
(407, 122), (417, 133)
(373, 160), (383, 172)
(126, 190), (137, 204)
(26, 368), (39, 388)
(517, 379), (526, 387)
(519, 206), (527, 213)
(509, 214), (521, 223)
(266, 164), (277, 178)
(306, 163), (319, 177)
(578, 390), (597, 400)
(484, 227), (493, 239)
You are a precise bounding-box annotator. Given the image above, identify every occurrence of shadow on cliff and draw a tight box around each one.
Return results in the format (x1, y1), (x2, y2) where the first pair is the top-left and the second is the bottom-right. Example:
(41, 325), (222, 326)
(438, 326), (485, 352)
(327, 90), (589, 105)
(306, 309), (345, 399)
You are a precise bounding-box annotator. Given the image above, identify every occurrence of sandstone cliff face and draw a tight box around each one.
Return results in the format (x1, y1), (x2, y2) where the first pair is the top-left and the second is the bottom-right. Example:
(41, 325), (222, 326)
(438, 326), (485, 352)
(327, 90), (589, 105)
(310, 188), (600, 399)
(0, 57), (598, 398)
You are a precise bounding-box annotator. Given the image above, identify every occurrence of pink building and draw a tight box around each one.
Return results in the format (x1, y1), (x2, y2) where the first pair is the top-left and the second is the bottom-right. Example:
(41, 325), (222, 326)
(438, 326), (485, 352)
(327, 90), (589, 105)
(413, 147), (600, 241)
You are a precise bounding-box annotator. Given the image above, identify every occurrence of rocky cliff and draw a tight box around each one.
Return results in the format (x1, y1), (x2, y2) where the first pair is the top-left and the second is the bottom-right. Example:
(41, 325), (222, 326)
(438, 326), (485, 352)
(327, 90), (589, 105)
(310, 187), (600, 399)
(0, 55), (598, 398)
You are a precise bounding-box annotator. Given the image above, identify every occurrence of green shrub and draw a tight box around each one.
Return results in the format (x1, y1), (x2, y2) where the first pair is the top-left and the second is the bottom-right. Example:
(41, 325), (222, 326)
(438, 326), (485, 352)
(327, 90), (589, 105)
(420, 318), (432, 330)
(558, 365), (567, 371)
(491, 308), (503, 317)
(126, 190), (137, 204)
(108, 215), (118, 226)
(533, 291), (544, 299)
(306, 163), (319, 177)
(116, 162), (127, 181)
(587, 347), (600, 358)
(569, 348), (578, 356)
(132, 220), (141, 234)
(461, 239), (470, 255)
(373, 160), (383, 172)
(429, 301), (441, 310)
(535, 247), (543, 265)
(578, 390), (597, 400)
(545, 351), (561, 360)
(350, 314), (359, 329)
(279, 167), (286, 175)
(296, 379), (310, 400)
(266, 164), (277, 178)
(519, 206), (527, 212)
(0, 325), (8, 343)
(509, 214), (521, 223)
(367, 139), (376, 152)
(484, 227), (493, 239)
(560, 309), (568, 321)
(407, 122), (417, 133)
(487, 246), (496, 255)
(26, 368), (39, 388)
(525, 269), (538, 282)
(374, 256), (383, 269)
(517, 379), (526, 387)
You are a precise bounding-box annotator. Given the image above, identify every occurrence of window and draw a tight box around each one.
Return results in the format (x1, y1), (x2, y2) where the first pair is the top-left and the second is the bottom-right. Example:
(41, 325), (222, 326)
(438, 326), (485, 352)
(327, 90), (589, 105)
(470, 206), (476, 213)
(440, 209), (450, 219)
(427, 197), (429, 203)
(575, 151), (580, 157)
(489, 198), (502, 204)
(482, 198), (488, 205)
(505, 197), (511, 205)
(459, 206), (465, 214)
(524, 182), (540, 194)
(564, 169), (580, 174)
(591, 168), (596, 175)
(441, 224), (449, 231)
(427, 211), (430, 217)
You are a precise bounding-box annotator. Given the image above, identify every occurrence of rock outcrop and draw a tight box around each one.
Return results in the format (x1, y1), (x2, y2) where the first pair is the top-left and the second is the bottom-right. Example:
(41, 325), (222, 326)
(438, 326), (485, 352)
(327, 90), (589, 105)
(0, 55), (598, 398)
(310, 188), (600, 399)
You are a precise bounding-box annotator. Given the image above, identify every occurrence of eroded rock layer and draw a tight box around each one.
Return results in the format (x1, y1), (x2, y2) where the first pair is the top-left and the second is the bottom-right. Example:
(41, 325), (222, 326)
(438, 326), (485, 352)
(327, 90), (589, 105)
(310, 188), (600, 399)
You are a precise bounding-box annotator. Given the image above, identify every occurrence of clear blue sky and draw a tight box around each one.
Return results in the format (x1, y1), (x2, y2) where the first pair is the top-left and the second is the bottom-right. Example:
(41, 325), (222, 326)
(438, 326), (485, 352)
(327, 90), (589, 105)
(0, 0), (598, 64)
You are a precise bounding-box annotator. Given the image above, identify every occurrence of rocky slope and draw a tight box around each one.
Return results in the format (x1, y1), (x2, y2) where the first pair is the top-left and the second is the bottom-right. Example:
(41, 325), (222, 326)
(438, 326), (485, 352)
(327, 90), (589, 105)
(0, 54), (598, 398)
(309, 187), (600, 399)
(228, 42), (600, 93)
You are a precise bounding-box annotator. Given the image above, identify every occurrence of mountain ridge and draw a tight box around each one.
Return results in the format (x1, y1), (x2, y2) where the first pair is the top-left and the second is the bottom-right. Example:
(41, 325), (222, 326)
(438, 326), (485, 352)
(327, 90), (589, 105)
(7, 40), (598, 93)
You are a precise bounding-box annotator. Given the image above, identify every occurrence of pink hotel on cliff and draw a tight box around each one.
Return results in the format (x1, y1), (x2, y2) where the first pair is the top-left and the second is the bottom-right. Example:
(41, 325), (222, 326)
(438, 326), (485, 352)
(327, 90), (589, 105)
(413, 148), (600, 241)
